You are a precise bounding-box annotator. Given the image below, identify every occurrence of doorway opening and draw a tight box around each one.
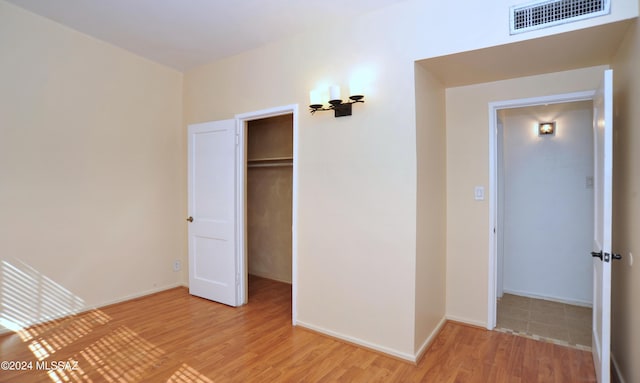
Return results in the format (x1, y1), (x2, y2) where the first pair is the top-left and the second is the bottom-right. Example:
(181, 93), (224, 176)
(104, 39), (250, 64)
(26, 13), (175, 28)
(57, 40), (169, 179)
(488, 91), (596, 348)
(236, 105), (298, 325)
(246, 114), (293, 286)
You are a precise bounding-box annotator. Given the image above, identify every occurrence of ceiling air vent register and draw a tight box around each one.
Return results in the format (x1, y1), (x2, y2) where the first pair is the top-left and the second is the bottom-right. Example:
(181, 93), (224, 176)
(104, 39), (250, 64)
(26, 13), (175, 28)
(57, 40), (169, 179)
(510, 0), (611, 34)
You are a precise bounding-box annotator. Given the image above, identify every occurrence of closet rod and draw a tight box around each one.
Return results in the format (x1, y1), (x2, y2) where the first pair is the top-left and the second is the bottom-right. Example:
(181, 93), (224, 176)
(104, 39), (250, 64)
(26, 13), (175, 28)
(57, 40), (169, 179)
(247, 162), (293, 168)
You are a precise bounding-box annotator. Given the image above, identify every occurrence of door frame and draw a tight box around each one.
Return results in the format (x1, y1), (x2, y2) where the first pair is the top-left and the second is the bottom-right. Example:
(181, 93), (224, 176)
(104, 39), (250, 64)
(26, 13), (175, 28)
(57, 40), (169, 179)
(235, 104), (299, 325)
(487, 91), (595, 329)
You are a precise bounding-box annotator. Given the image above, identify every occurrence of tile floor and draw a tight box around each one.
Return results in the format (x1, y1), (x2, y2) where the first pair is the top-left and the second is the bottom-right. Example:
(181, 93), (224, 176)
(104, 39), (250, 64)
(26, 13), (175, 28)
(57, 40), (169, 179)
(496, 293), (592, 350)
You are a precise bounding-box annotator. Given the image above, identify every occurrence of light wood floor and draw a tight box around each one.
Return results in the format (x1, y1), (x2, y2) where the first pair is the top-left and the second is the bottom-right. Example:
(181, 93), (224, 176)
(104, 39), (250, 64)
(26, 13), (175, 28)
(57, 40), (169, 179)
(1, 276), (596, 382)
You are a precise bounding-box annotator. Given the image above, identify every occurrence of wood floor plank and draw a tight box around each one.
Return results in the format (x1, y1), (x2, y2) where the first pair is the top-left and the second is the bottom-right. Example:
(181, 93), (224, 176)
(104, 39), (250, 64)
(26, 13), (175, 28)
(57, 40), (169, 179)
(1, 276), (596, 382)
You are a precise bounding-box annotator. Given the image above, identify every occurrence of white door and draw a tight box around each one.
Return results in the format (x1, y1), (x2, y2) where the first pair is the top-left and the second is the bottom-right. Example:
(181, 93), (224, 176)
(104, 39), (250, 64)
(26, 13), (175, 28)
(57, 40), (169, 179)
(187, 119), (239, 306)
(592, 69), (613, 383)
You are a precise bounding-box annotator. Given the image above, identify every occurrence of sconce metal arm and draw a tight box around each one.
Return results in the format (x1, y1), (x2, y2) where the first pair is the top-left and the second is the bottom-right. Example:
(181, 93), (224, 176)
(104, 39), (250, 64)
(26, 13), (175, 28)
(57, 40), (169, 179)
(309, 95), (364, 117)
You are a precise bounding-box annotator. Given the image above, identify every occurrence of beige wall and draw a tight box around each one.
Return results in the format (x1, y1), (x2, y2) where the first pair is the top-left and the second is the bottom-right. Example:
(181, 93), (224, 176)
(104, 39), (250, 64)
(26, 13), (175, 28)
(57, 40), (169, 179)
(445, 66), (609, 325)
(414, 63), (447, 353)
(184, 7), (420, 359)
(183, 0), (637, 361)
(0, 1), (184, 325)
(2, 0), (637, 362)
(610, 20), (640, 383)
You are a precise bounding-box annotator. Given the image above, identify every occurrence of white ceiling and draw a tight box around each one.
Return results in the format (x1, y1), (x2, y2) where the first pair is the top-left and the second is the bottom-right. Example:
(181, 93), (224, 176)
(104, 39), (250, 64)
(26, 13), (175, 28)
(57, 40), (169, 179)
(6, 0), (407, 71)
(7, 1), (634, 85)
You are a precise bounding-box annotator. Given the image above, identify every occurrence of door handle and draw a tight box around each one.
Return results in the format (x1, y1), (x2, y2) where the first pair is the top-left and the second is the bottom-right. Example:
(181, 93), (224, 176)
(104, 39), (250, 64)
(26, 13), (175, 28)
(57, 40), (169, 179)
(186, 216), (193, 222)
(592, 251), (622, 262)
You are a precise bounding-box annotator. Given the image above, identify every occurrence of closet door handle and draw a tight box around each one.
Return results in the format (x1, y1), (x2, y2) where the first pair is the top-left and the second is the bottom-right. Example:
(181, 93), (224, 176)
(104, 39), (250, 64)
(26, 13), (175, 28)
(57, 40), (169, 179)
(186, 216), (193, 223)
(591, 251), (603, 261)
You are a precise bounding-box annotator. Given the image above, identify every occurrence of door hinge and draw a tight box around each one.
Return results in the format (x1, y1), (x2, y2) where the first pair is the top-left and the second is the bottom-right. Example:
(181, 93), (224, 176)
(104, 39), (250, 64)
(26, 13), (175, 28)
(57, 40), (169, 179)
(235, 135), (239, 145)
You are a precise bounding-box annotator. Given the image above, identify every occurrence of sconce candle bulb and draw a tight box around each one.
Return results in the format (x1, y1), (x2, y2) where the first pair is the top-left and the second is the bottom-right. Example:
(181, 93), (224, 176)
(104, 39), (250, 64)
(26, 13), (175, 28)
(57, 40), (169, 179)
(329, 85), (341, 102)
(309, 86), (365, 118)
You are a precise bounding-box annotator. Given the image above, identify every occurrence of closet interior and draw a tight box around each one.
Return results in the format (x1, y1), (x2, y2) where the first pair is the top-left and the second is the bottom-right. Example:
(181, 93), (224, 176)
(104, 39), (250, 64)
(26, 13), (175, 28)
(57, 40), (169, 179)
(246, 114), (293, 285)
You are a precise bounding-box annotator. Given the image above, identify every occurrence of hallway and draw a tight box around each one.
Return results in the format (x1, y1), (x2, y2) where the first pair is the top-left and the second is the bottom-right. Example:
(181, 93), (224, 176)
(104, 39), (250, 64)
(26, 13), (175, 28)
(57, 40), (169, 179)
(497, 293), (592, 350)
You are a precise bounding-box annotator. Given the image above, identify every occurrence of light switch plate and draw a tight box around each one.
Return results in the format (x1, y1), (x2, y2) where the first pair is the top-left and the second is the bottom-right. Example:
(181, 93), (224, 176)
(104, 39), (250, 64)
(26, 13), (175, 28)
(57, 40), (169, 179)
(474, 186), (485, 201)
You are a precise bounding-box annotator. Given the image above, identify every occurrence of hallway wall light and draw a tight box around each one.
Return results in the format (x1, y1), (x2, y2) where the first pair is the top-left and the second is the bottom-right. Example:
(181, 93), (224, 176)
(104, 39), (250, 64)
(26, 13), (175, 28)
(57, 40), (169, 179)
(309, 85), (364, 117)
(538, 121), (556, 136)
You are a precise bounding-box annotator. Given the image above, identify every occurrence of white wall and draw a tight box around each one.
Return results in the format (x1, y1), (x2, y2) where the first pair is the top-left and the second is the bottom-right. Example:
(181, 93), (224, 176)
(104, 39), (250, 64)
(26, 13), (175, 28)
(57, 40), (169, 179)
(500, 102), (594, 305)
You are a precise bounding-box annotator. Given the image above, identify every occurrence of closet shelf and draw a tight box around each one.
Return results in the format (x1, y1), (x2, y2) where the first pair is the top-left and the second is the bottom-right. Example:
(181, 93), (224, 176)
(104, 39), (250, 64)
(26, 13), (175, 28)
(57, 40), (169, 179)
(247, 156), (293, 168)
(247, 156), (293, 162)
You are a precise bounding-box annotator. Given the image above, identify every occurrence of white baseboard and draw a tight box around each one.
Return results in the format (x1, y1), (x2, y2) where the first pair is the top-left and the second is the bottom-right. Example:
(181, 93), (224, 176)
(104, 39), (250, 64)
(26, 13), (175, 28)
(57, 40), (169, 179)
(415, 316), (447, 362)
(611, 352), (626, 383)
(502, 288), (592, 307)
(295, 320), (416, 362)
(0, 282), (183, 336)
(96, 282), (184, 308)
(446, 314), (488, 329)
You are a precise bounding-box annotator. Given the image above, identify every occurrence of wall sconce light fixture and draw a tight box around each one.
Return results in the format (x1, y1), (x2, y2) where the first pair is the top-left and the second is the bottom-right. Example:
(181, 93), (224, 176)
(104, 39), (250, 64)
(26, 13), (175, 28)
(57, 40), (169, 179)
(309, 85), (364, 117)
(538, 122), (556, 136)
